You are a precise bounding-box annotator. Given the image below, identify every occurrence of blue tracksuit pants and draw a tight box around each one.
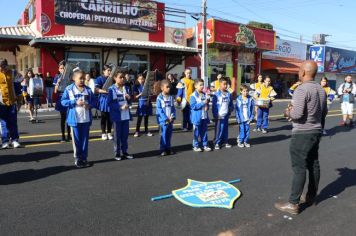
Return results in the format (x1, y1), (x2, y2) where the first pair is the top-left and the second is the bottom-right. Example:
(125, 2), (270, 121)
(214, 117), (229, 146)
(0, 119), (8, 143)
(71, 122), (90, 161)
(257, 107), (269, 129)
(160, 123), (173, 151)
(113, 120), (129, 156)
(0, 104), (19, 142)
(193, 119), (209, 148)
(238, 122), (250, 143)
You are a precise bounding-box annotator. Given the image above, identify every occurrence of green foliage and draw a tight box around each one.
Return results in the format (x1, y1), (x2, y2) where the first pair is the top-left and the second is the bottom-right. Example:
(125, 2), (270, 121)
(247, 21), (274, 30)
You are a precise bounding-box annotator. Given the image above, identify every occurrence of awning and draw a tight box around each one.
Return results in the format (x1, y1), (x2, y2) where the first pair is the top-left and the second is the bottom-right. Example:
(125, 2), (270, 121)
(29, 35), (199, 54)
(0, 25), (37, 41)
(261, 59), (302, 74)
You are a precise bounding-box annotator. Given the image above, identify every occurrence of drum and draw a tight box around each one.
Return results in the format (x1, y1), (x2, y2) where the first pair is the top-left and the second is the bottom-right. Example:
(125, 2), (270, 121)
(29, 76), (44, 97)
(255, 99), (270, 108)
(88, 79), (96, 94)
(57, 63), (76, 93)
(174, 98), (187, 110)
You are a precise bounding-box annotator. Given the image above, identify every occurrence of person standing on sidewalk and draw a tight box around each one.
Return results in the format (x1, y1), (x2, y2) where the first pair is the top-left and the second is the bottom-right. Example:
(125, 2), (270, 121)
(275, 61), (327, 215)
(45, 72), (54, 108)
(0, 58), (20, 148)
(337, 75), (356, 127)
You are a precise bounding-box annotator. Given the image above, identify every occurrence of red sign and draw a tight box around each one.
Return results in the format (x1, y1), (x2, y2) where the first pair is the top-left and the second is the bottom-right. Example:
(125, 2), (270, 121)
(198, 19), (275, 51)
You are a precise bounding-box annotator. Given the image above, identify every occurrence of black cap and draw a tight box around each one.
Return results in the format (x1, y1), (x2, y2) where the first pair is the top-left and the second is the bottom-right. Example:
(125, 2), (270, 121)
(0, 58), (8, 67)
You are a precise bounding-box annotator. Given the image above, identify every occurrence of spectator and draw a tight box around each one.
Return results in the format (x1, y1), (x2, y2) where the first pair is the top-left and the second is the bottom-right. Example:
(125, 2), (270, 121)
(45, 72), (54, 107)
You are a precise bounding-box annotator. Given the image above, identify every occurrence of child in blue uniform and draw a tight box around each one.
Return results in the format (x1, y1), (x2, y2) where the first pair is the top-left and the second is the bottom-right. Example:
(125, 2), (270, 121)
(190, 78), (211, 152)
(107, 71), (134, 161)
(54, 61), (71, 142)
(95, 65), (113, 141)
(212, 77), (234, 150)
(133, 74), (153, 137)
(236, 85), (255, 148)
(61, 68), (96, 168)
(156, 80), (176, 156)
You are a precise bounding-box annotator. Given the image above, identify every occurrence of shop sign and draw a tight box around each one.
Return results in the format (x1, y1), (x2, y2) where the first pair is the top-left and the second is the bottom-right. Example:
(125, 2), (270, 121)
(41, 13), (52, 34)
(54, 0), (157, 32)
(309, 46), (325, 72)
(263, 38), (307, 60)
(165, 27), (186, 46)
(325, 47), (356, 74)
(198, 19), (275, 51)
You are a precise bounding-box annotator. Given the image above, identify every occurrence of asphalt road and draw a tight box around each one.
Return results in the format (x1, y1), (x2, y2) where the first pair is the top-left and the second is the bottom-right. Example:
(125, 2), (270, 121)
(1, 101), (356, 236)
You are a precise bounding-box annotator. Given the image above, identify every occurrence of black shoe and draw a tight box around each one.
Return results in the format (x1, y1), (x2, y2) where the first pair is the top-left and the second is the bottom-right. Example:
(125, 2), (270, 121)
(123, 153), (134, 159)
(60, 137), (66, 143)
(160, 151), (167, 156)
(82, 160), (90, 168)
(75, 160), (84, 168)
(167, 149), (175, 155)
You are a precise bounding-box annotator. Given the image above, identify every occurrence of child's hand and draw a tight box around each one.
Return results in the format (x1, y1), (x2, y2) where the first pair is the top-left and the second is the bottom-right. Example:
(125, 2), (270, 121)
(125, 94), (131, 100)
(83, 104), (90, 110)
(204, 106), (208, 111)
(76, 100), (85, 106)
(121, 104), (129, 110)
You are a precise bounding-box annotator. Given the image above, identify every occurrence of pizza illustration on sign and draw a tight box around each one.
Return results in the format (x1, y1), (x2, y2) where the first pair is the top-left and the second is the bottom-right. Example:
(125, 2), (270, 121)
(235, 25), (257, 48)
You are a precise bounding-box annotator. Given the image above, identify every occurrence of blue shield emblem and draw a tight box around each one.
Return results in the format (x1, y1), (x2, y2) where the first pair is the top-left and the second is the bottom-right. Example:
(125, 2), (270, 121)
(172, 179), (241, 209)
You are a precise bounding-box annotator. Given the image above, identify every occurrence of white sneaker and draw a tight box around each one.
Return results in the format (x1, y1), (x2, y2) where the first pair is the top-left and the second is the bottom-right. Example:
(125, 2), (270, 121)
(114, 156), (122, 161)
(193, 147), (203, 152)
(146, 132), (153, 137)
(203, 146), (212, 152)
(214, 144), (221, 150)
(244, 143), (251, 148)
(107, 133), (113, 140)
(12, 141), (21, 148)
(237, 142), (244, 148)
(134, 132), (139, 137)
(2, 142), (9, 149)
(322, 130), (327, 135)
(225, 144), (232, 148)
(101, 133), (108, 140)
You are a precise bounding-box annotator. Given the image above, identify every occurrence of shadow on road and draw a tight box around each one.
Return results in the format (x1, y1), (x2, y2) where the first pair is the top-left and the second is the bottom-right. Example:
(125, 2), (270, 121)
(0, 166), (76, 185)
(251, 134), (291, 145)
(316, 167), (356, 205)
(326, 125), (353, 137)
(0, 150), (72, 165)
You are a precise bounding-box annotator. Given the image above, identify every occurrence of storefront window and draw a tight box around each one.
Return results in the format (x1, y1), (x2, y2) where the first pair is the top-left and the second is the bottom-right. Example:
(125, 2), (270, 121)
(119, 53), (148, 77)
(66, 52), (101, 74)
(240, 65), (255, 84)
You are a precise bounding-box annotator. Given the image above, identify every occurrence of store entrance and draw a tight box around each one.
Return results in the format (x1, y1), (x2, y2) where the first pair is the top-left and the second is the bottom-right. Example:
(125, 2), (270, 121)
(66, 52), (101, 74)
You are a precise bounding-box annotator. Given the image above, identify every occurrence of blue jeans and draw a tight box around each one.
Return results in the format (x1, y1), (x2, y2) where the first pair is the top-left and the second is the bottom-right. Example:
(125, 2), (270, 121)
(257, 107), (269, 129)
(46, 87), (54, 104)
(0, 119), (8, 143)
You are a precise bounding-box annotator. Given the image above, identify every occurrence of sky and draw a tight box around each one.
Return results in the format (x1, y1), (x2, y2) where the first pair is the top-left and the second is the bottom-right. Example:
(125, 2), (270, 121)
(1, 0), (356, 50)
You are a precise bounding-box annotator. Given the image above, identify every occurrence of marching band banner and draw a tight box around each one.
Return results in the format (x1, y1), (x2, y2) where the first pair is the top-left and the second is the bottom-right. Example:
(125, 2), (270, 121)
(54, 0), (158, 32)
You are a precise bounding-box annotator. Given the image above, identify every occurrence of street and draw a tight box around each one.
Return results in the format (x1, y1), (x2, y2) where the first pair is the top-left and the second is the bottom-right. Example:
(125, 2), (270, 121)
(0, 101), (355, 236)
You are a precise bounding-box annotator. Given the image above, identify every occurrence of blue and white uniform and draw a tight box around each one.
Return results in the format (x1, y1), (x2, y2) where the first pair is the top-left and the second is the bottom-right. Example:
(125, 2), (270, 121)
(190, 91), (210, 148)
(95, 76), (110, 112)
(212, 90), (234, 146)
(133, 84), (152, 116)
(156, 93), (176, 152)
(61, 84), (96, 161)
(107, 85), (132, 157)
(236, 95), (254, 143)
(53, 73), (68, 112)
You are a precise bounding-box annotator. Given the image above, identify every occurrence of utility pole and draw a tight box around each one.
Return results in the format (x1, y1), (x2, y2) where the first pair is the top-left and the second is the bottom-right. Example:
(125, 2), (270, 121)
(201, 0), (208, 88)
